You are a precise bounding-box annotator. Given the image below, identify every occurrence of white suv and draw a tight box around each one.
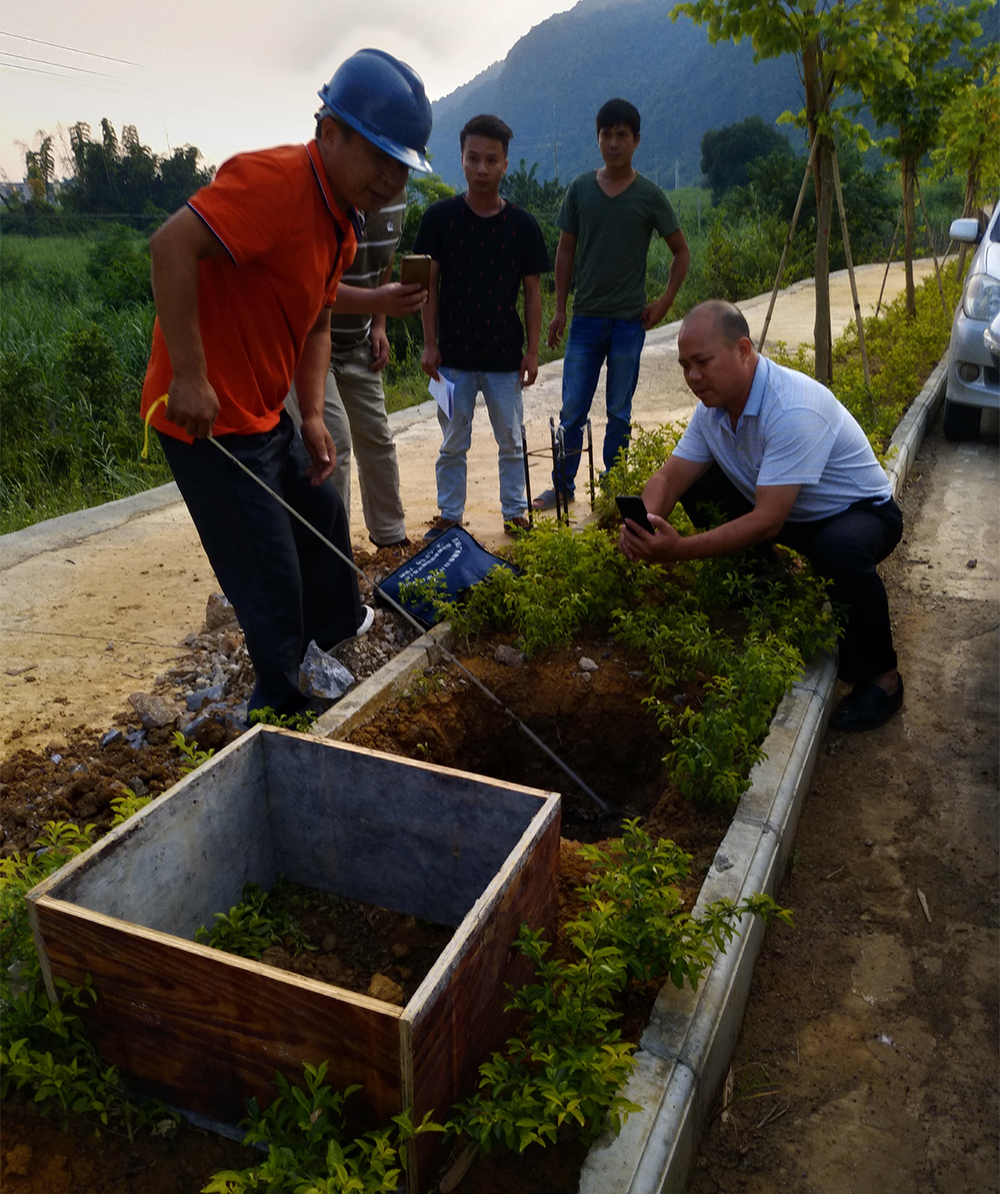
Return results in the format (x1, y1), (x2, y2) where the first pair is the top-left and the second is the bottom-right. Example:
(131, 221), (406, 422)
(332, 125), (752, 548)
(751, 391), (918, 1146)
(944, 201), (1000, 440)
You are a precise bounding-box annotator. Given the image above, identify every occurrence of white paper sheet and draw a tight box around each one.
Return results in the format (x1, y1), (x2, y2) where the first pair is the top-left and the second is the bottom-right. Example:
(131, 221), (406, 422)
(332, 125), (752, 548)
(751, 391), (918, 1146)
(428, 375), (455, 420)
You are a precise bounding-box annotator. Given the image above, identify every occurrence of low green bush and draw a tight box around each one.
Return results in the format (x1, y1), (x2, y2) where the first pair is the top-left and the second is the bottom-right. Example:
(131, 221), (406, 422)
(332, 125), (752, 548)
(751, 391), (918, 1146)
(448, 822), (789, 1154)
(201, 1063), (441, 1194)
(434, 516), (836, 806)
(0, 822), (178, 1140)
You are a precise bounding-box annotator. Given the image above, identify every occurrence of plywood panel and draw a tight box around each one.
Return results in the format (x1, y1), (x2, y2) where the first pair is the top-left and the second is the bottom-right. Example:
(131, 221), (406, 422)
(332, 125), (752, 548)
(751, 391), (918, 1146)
(407, 803), (561, 1133)
(263, 732), (554, 926)
(37, 731), (274, 940)
(32, 899), (403, 1126)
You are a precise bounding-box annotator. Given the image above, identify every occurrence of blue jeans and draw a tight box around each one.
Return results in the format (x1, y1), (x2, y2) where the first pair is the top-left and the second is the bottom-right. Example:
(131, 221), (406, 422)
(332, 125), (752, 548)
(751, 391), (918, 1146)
(555, 316), (646, 494)
(682, 465), (903, 684)
(435, 367), (526, 521)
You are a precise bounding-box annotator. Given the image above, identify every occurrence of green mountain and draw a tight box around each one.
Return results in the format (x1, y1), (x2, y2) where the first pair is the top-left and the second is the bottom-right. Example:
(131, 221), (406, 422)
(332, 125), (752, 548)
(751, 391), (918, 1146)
(427, 0), (806, 191)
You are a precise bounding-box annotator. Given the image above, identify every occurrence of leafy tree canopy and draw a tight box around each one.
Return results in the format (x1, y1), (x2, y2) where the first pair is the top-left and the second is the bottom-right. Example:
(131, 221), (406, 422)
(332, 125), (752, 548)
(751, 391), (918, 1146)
(930, 46), (1000, 214)
(60, 120), (214, 220)
(399, 173), (455, 256)
(864, 0), (991, 313)
(869, 1), (991, 163)
(700, 116), (793, 202)
(673, 0), (917, 380)
(500, 159), (565, 221)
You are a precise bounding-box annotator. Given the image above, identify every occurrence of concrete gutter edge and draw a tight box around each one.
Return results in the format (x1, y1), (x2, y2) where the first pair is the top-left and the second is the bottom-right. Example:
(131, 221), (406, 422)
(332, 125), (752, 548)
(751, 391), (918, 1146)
(576, 360), (945, 1194)
(0, 397), (446, 572)
(0, 482), (182, 570)
(310, 622), (454, 742)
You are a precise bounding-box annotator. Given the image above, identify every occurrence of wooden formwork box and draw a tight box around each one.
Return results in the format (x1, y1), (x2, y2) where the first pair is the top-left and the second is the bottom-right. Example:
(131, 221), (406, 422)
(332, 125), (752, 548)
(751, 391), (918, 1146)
(28, 725), (561, 1189)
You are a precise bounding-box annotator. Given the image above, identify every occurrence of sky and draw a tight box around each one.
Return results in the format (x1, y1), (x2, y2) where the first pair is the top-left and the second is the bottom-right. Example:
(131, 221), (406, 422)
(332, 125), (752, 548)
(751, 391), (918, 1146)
(0, 0), (579, 182)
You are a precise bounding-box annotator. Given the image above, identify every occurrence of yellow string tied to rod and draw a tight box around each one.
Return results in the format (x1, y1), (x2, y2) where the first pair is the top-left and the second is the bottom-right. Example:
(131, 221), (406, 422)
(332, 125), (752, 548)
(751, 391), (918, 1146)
(140, 394), (169, 460)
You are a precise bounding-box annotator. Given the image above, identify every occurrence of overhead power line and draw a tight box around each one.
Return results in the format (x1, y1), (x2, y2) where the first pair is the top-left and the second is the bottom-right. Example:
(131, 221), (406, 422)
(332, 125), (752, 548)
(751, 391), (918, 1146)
(0, 30), (141, 67)
(0, 61), (89, 80)
(2, 51), (114, 77)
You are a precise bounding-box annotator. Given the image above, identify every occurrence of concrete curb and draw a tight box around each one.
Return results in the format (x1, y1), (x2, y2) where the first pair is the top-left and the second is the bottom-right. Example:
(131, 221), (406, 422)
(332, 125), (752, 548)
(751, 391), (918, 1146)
(0, 482), (182, 570)
(310, 622), (453, 741)
(884, 359), (947, 499)
(579, 654), (838, 1194)
(0, 400), (449, 572)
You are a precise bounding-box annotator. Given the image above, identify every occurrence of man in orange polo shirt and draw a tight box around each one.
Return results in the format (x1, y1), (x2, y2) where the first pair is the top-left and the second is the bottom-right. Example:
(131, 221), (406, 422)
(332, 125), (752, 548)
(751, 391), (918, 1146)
(141, 49), (432, 716)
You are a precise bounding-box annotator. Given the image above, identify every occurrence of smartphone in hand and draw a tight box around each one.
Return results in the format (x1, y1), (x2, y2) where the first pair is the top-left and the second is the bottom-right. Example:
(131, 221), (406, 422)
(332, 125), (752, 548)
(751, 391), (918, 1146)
(400, 254), (432, 289)
(616, 495), (656, 534)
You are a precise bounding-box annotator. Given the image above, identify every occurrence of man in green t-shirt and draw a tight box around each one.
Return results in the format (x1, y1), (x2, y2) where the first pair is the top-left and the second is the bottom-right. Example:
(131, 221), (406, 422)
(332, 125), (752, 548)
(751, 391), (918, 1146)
(535, 98), (690, 510)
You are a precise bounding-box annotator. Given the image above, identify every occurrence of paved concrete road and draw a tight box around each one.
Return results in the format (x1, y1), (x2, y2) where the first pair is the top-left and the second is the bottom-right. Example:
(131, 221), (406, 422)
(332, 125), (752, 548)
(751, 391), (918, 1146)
(688, 407), (999, 1193)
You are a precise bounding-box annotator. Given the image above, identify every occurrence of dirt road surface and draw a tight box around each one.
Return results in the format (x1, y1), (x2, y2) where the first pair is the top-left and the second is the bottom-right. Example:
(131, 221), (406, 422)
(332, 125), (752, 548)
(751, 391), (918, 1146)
(0, 262), (934, 756)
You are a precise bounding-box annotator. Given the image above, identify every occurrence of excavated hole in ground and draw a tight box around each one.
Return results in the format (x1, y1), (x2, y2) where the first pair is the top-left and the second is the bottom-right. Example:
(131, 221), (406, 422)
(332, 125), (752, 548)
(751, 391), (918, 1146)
(346, 631), (727, 848)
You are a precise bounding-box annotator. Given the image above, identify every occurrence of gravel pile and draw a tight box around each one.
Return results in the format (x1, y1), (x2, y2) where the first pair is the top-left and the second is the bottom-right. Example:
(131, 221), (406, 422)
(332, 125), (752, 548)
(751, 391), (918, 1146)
(146, 543), (426, 748)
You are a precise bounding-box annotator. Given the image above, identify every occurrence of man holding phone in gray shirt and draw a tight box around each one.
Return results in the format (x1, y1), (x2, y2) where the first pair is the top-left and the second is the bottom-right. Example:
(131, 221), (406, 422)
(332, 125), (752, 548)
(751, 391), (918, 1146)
(619, 300), (904, 733)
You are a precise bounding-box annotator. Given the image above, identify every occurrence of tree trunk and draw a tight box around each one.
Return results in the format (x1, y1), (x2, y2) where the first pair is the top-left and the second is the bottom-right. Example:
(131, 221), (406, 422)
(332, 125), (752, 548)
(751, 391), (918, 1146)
(812, 134), (836, 385)
(957, 170), (980, 278)
(902, 155), (917, 317)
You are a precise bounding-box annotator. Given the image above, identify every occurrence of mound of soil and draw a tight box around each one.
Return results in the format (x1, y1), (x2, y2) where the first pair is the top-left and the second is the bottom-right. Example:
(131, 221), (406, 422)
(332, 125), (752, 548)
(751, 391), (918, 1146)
(1, 732), (197, 857)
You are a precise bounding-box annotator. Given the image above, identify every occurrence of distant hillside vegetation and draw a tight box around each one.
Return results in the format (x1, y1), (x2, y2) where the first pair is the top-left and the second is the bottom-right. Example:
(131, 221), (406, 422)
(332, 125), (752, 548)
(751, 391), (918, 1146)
(428, 0), (804, 191)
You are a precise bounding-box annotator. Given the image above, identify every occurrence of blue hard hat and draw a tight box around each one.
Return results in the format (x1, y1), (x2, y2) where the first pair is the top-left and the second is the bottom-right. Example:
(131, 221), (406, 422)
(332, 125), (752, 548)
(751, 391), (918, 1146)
(318, 49), (433, 174)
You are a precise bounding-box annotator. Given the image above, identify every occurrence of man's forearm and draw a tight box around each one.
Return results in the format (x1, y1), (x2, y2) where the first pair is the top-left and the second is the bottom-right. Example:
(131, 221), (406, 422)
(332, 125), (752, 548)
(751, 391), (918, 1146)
(149, 216), (210, 382)
(420, 298), (437, 351)
(524, 276), (542, 355)
(294, 318), (332, 422)
(370, 262), (393, 336)
(641, 454), (708, 520)
(662, 510), (779, 560)
(641, 466), (798, 562)
(659, 241), (691, 311)
(553, 238), (574, 314)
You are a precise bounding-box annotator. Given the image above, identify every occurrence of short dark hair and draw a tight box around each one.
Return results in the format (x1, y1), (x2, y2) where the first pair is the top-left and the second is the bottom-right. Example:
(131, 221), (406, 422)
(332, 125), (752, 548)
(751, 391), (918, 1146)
(315, 109), (352, 141)
(460, 114), (513, 155)
(596, 98), (640, 137)
(687, 300), (751, 345)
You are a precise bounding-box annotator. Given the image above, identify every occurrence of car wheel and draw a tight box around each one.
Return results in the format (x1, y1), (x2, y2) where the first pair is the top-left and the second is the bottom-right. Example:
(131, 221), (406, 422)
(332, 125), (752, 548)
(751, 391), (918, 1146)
(942, 399), (982, 441)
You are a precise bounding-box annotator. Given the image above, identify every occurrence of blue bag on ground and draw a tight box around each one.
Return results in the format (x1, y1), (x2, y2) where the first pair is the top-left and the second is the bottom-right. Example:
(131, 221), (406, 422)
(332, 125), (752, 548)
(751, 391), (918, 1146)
(376, 527), (518, 629)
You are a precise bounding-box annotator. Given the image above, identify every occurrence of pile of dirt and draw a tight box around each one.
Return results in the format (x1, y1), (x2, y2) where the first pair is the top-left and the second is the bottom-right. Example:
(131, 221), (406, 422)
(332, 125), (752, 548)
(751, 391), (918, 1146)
(1, 732), (195, 857)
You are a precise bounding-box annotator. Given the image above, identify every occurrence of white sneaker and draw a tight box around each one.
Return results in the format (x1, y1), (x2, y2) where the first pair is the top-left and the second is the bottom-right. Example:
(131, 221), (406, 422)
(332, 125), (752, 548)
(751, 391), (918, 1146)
(356, 604), (375, 637)
(326, 605), (375, 655)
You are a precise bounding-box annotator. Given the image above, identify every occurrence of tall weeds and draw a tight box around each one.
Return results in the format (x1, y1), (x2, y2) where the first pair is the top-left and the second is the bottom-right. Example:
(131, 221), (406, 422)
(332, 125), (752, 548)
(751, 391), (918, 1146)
(1, 232), (167, 533)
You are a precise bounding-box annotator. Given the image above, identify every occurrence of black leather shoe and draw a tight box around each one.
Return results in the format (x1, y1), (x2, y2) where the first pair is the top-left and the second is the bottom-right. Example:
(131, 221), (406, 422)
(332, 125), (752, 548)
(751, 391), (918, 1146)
(829, 675), (904, 731)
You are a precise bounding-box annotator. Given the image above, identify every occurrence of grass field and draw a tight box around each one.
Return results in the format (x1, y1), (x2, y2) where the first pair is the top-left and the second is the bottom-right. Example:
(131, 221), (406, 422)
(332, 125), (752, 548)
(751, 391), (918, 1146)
(1, 231), (168, 533)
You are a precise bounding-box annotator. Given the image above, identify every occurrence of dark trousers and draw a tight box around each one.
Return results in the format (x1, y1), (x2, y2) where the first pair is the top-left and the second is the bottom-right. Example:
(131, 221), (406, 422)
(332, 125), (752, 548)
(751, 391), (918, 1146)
(682, 465), (903, 684)
(159, 412), (361, 714)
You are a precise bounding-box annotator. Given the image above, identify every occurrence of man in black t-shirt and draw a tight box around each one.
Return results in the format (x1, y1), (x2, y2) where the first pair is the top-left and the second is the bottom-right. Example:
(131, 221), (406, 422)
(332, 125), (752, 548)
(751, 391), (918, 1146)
(414, 114), (551, 537)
